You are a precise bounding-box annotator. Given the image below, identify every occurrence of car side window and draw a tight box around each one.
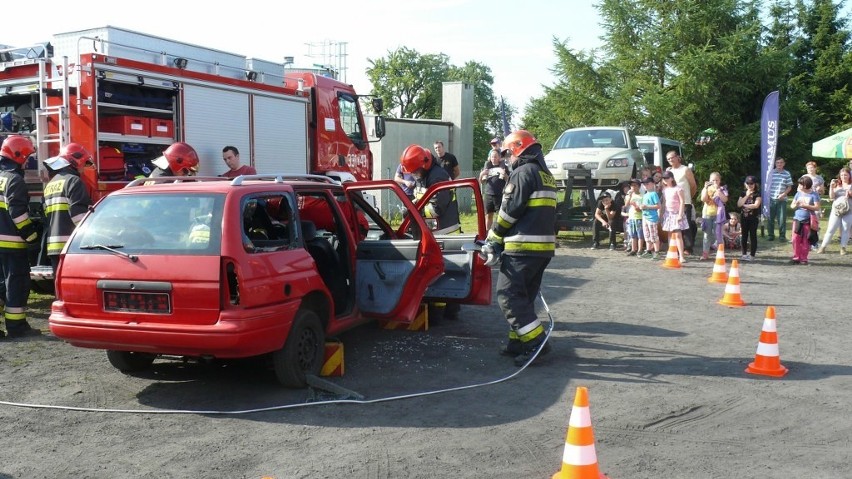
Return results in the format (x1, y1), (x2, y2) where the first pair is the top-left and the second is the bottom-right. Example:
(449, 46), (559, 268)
(241, 193), (296, 253)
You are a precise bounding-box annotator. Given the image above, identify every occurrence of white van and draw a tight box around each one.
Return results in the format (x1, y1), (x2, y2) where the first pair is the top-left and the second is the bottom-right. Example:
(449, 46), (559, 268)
(636, 136), (684, 171)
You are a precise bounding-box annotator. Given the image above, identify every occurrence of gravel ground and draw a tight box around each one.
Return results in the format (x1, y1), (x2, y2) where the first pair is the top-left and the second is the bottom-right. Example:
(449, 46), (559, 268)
(1, 232), (850, 479)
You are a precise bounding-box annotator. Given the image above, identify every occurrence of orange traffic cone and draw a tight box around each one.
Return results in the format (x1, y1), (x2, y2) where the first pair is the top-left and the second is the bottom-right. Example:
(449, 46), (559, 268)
(718, 259), (746, 307)
(707, 244), (728, 283)
(661, 243), (681, 269)
(552, 387), (610, 479)
(745, 306), (788, 377)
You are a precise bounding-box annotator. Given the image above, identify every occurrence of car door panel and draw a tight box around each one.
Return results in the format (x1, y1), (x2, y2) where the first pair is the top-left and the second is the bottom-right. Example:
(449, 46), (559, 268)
(344, 180), (444, 323)
(407, 179), (492, 305)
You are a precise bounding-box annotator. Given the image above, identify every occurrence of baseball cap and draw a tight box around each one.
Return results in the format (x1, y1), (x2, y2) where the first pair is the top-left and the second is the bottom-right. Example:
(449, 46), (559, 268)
(745, 175), (757, 184)
(490, 137), (501, 145)
(44, 155), (71, 171)
(641, 176), (655, 184)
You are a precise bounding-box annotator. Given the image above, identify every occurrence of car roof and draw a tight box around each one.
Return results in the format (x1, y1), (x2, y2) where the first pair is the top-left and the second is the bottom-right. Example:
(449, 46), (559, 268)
(115, 174), (341, 196)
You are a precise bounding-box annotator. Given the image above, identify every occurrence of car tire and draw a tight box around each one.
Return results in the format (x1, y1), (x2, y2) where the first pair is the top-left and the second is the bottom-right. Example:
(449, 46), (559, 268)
(107, 350), (157, 372)
(272, 308), (325, 388)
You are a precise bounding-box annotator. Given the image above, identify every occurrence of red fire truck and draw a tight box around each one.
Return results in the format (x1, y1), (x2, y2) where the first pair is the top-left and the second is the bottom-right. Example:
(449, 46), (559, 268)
(0, 26), (384, 290)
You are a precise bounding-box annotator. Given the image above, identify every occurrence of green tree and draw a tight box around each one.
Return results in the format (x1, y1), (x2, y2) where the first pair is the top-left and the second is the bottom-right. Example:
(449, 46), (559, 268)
(784, 0), (852, 173)
(366, 47), (502, 171)
(365, 47), (450, 119)
(523, 0), (785, 185)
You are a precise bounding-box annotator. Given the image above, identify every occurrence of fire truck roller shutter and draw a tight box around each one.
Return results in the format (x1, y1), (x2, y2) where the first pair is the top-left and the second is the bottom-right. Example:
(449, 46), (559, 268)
(182, 84), (250, 177)
(252, 94), (309, 175)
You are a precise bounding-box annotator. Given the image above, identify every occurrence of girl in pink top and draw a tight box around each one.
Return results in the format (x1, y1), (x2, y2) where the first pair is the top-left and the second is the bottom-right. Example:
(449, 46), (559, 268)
(661, 170), (689, 262)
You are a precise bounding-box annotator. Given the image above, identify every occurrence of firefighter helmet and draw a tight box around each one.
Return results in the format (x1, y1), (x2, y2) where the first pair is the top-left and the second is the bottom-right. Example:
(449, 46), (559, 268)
(502, 130), (540, 158)
(153, 142), (199, 176)
(0, 135), (35, 165)
(59, 143), (93, 169)
(399, 144), (432, 174)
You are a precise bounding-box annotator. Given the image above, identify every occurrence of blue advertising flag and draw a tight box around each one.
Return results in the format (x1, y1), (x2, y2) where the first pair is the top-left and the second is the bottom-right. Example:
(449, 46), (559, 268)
(500, 97), (511, 136)
(760, 91), (780, 218)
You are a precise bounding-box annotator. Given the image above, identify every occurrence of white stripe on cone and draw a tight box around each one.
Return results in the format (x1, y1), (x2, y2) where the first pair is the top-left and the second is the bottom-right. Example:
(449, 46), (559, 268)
(562, 444), (599, 466)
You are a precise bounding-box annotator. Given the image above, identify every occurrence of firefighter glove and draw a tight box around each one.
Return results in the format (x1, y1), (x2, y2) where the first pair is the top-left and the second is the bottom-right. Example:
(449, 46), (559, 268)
(479, 241), (503, 267)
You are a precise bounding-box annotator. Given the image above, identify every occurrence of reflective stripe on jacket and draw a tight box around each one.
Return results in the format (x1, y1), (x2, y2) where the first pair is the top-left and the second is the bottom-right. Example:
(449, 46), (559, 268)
(0, 159), (36, 251)
(44, 169), (93, 255)
(488, 156), (557, 257)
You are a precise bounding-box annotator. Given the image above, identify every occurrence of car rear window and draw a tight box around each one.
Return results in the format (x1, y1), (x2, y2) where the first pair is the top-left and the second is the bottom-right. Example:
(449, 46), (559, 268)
(67, 193), (225, 255)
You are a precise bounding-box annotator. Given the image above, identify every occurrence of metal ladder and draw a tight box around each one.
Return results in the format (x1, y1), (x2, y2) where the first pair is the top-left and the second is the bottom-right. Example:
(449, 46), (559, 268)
(34, 55), (71, 162)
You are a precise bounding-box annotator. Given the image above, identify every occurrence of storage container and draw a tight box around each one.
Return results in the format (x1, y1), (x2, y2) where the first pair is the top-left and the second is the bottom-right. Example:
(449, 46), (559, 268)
(100, 116), (149, 136)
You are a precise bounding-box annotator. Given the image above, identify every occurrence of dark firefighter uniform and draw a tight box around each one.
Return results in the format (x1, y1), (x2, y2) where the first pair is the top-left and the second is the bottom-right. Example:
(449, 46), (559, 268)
(415, 162), (460, 232)
(44, 166), (93, 272)
(486, 141), (557, 364)
(0, 157), (39, 336)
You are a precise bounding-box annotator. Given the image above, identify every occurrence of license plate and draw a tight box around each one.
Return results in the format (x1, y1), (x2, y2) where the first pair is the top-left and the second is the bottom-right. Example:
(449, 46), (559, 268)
(103, 291), (171, 314)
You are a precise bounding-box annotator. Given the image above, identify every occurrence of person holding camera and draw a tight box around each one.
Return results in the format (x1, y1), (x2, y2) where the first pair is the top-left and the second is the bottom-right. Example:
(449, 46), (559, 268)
(479, 149), (509, 230)
(816, 167), (852, 255)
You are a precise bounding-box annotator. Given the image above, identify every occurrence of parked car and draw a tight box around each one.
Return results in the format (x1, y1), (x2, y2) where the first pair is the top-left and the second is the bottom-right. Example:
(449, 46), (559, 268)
(48, 174), (491, 387)
(545, 126), (645, 191)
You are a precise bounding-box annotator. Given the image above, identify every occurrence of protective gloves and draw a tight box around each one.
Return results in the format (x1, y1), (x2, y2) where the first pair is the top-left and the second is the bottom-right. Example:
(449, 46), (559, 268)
(479, 241), (503, 267)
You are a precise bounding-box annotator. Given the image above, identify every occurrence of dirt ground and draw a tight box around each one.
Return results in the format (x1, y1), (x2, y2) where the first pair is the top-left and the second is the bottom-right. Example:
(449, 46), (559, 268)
(1, 231), (850, 479)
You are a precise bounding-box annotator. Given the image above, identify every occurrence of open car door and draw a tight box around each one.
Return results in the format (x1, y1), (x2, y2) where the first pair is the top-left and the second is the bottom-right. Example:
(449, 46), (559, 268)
(343, 180), (444, 324)
(400, 178), (492, 306)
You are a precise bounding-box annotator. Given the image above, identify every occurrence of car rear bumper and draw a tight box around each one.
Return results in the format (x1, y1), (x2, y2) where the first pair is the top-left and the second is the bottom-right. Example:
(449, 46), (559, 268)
(48, 300), (301, 358)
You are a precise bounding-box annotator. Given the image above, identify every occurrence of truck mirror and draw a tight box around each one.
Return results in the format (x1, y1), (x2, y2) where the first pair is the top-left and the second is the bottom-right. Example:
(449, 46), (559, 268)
(371, 98), (384, 113)
(373, 116), (386, 139)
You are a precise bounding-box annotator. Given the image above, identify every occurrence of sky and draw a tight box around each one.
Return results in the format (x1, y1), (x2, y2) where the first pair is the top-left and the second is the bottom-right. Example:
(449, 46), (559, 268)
(2, 0), (603, 119)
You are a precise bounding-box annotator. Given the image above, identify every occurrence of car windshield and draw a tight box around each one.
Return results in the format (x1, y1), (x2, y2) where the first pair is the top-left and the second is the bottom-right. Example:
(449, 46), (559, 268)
(554, 130), (628, 149)
(68, 193), (225, 255)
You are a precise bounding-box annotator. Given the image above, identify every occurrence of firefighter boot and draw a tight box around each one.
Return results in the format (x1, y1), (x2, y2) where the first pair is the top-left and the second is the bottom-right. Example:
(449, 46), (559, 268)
(4, 320), (42, 339)
(499, 337), (525, 357)
(512, 337), (551, 367)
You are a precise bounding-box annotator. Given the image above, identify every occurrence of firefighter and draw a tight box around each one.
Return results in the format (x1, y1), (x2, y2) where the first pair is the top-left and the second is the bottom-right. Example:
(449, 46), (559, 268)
(148, 142), (199, 178)
(0, 135), (41, 338)
(481, 130), (557, 366)
(399, 144), (462, 320)
(398, 144), (459, 232)
(43, 143), (94, 275)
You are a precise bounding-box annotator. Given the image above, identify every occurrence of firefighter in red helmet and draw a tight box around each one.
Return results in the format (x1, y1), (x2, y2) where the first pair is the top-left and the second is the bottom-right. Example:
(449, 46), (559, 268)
(0, 135), (41, 338)
(399, 144), (462, 321)
(43, 143), (94, 275)
(398, 144), (459, 232)
(149, 142), (200, 178)
(481, 130), (557, 365)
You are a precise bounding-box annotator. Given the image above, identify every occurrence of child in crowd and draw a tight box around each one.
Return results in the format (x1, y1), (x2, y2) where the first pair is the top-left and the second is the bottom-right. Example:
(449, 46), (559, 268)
(625, 179), (645, 256)
(738, 175), (761, 261)
(614, 181), (631, 251)
(723, 212), (742, 251)
(591, 192), (617, 249)
(699, 172), (728, 260)
(790, 175), (821, 265)
(640, 176), (661, 259)
(661, 170), (688, 262)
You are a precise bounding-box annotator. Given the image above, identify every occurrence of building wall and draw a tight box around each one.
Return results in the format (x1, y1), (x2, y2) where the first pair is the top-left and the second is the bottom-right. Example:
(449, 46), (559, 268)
(367, 81), (475, 212)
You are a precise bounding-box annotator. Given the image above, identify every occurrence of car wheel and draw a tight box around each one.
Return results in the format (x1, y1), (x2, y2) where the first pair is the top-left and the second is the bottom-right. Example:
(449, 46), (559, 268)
(272, 309), (325, 388)
(107, 350), (157, 372)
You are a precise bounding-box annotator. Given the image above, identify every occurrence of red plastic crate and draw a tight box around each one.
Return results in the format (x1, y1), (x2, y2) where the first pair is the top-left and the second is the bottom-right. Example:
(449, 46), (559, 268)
(149, 118), (174, 138)
(100, 115), (149, 136)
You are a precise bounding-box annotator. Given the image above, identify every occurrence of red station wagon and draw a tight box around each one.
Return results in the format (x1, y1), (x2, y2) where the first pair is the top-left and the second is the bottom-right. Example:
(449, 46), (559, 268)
(48, 175), (492, 387)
